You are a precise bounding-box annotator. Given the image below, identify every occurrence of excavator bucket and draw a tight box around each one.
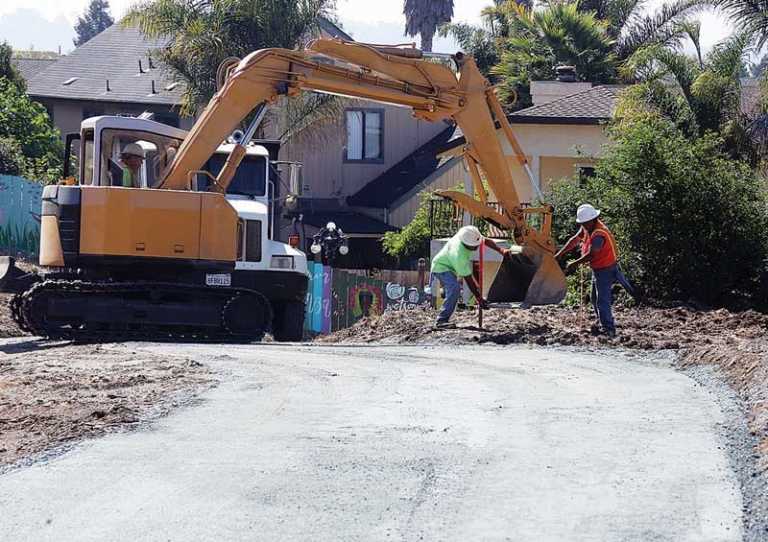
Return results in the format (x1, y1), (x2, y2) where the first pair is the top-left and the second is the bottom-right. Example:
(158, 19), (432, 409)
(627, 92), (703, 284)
(484, 245), (567, 306)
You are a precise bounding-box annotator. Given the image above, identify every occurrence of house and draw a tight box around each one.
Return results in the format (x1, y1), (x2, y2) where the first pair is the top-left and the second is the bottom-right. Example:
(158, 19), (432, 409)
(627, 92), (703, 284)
(382, 78), (624, 229)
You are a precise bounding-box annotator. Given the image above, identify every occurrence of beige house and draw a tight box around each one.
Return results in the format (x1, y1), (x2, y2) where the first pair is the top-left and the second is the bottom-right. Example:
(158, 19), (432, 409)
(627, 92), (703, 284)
(385, 81), (623, 228)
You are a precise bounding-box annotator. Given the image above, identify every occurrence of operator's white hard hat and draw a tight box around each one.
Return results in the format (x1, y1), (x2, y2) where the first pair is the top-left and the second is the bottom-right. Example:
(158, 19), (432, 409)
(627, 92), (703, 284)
(121, 143), (145, 158)
(458, 225), (483, 247)
(576, 203), (600, 224)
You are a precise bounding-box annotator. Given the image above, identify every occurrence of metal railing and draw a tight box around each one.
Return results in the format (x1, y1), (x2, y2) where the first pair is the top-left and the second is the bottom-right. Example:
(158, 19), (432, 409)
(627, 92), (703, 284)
(428, 199), (513, 240)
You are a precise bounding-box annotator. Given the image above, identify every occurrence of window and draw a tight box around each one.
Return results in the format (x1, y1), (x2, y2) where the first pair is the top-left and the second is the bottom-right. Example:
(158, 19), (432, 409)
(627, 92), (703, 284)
(345, 109), (383, 162)
(577, 165), (596, 186)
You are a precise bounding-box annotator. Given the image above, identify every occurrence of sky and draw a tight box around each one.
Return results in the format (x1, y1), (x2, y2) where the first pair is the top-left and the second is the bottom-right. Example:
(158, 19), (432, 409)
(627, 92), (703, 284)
(0, 0), (734, 58)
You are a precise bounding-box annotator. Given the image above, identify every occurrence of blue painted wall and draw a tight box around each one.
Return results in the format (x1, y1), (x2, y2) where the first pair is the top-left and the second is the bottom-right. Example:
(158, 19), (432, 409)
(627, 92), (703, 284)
(0, 175), (42, 257)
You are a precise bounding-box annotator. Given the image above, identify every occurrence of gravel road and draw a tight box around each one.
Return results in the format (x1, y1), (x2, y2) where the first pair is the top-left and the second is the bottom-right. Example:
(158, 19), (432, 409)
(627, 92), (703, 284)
(0, 344), (748, 541)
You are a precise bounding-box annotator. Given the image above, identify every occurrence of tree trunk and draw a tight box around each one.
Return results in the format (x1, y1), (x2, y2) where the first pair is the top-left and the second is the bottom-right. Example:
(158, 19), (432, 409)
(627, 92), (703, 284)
(420, 28), (435, 52)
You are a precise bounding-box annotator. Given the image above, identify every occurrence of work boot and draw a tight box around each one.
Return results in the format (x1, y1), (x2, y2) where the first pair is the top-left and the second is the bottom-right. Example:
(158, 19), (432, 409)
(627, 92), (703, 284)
(604, 329), (616, 338)
(435, 321), (456, 329)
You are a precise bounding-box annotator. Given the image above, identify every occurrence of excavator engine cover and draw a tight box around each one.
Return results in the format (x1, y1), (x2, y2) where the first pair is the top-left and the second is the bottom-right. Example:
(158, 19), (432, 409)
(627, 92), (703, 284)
(486, 246), (567, 306)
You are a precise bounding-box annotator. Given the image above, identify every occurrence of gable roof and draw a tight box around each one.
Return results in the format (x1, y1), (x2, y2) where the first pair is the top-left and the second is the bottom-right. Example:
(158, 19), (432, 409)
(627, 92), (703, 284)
(440, 85), (624, 153)
(508, 85), (625, 125)
(26, 24), (183, 106)
(302, 210), (397, 234)
(347, 125), (458, 208)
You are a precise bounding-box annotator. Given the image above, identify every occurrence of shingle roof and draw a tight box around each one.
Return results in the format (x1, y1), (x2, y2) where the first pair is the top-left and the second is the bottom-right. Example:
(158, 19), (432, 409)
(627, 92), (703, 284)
(13, 58), (60, 83)
(347, 125), (458, 208)
(508, 85), (625, 124)
(26, 25), (184, 106)
(317, 18), (353, 41)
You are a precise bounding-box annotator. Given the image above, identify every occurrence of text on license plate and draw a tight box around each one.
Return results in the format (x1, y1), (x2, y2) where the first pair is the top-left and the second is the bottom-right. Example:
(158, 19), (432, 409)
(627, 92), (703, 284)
(205, 273), (232, 287)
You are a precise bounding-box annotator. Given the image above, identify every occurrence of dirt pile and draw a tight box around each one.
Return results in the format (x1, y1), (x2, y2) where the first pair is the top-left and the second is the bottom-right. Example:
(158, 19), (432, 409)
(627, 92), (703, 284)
(321, 305), (768, 471)
(0, 341), (215, 469)
(0, 294), (21, 339)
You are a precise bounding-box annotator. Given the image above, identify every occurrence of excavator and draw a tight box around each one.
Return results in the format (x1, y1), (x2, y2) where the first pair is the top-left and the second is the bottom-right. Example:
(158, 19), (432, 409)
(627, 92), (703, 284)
(0, 38), (566, 341)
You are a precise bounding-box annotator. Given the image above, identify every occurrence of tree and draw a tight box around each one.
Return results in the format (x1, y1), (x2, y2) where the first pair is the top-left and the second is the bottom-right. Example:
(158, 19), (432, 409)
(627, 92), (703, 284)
(404, 0), (455, 52)
(487, 0), (701, 108)
(73, 0), (115, 47)
(0, 42), (25, 91)
(620, 32), (757, 163)
(124, 0), (335, 115)
(547, 112), (768, 308)
(715, 0), (768, 49)
(0, 79), (63, 182)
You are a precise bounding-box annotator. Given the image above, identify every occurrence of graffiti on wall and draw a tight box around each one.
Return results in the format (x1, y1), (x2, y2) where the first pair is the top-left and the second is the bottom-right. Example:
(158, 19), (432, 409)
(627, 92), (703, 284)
(0, 175), (42, 257)
(304, 264), (427, 334)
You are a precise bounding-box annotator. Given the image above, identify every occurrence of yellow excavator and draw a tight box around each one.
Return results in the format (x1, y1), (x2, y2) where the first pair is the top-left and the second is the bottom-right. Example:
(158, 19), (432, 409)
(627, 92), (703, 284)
(0, 38), (566, 341)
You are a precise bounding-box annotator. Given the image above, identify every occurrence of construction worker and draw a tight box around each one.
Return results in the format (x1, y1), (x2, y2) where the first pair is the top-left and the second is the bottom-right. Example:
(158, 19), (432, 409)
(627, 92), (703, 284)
(555, 204), (636, 337)
(119, 143), (145, 188)
(430, 225), (509, 327)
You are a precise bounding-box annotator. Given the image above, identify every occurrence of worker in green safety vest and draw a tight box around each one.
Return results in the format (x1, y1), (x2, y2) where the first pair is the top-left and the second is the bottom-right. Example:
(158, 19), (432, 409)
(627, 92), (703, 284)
(120, 143), (145, 188)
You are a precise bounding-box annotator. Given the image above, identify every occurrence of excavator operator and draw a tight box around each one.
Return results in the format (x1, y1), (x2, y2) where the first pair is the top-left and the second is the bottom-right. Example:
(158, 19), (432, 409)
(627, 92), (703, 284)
(119, 143), (145, 188)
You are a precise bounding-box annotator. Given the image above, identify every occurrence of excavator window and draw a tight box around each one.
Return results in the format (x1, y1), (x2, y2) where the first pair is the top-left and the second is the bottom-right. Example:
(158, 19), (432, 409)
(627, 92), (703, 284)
(197, 154), (267, 197)
(98, 129), (183, 188)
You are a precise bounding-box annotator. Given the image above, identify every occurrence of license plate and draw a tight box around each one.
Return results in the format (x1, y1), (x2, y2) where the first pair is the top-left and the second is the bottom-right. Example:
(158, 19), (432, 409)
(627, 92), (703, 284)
(205, 273), (232, 287)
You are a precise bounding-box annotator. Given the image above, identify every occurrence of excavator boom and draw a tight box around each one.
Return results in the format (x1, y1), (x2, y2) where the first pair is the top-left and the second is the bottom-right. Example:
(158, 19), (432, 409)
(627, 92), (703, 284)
(161, 39), (566, 306)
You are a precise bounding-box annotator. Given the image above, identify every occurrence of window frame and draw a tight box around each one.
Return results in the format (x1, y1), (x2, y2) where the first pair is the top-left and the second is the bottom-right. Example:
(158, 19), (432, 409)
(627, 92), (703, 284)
(343, 107), (385, 164)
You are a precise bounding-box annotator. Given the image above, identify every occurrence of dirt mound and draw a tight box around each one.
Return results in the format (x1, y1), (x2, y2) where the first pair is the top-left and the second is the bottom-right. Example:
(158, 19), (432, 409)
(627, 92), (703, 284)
(0, 341), (215, 469)
(0, 294), (22, 339)
(320, 305), (767, 350)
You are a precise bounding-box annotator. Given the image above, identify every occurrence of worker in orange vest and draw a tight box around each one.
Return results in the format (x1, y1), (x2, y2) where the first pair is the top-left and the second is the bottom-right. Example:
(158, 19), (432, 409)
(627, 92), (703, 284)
(555, 204), (636, 337)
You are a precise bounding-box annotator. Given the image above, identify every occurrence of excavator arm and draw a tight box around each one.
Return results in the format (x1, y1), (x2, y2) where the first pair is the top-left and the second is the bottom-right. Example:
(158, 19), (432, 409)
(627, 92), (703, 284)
(160, 39), (565, 305)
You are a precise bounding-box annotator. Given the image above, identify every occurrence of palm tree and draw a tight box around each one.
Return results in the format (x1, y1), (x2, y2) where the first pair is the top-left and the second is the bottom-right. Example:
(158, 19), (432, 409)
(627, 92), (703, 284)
(124, 0), (334, 115)
(404, 0), (455, 52)
(714, 0), (768, 49)
(492, 2), (617, 106)
(619, 32), (758, 163)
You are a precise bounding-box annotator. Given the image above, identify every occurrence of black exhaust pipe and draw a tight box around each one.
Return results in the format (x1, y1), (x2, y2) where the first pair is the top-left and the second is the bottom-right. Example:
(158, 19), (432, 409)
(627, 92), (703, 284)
(0, 257), (38, 294)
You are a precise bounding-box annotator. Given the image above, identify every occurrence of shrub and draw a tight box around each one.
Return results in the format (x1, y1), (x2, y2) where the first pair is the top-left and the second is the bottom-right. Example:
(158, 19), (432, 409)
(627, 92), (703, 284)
(547, 112), (768, 308)
(0, 137), (23, 176)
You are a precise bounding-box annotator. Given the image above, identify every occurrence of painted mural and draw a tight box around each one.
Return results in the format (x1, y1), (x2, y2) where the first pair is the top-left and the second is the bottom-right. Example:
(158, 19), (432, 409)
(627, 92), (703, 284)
(304, 262), (427, 334)
(0, 175), (42, 257)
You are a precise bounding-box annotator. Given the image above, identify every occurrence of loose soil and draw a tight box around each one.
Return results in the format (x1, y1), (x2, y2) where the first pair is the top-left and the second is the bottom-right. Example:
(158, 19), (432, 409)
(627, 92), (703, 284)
(0, 294), (20, 339)
(321, 305), (768, 473)
(0, 340), (215, 470)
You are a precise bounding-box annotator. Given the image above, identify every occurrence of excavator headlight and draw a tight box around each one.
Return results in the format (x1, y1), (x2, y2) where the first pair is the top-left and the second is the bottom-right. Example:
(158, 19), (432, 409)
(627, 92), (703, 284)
(271, 255), (295, 270)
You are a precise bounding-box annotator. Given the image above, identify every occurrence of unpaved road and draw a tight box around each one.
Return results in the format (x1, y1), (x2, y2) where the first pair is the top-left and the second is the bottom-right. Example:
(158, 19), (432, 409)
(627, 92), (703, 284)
(0, 344), (746, 541)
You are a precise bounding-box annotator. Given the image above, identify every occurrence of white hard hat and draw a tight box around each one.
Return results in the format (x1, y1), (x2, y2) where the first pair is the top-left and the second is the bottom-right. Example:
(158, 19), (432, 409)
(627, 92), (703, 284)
(576, 203), (600, 224)
(121, 143), (145, 158)
(458, 225), (483, 247)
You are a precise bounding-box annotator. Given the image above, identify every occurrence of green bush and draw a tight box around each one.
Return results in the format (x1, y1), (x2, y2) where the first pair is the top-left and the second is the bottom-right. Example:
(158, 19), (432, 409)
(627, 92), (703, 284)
(0, 137), (23, 175)
(547, 112), (768, 308)
(0, 77), (62, 183)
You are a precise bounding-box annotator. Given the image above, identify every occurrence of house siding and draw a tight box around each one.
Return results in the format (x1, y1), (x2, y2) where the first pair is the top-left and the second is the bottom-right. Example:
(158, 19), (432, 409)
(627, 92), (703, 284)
(388, 157), (466, 228)
(277, 99), (447, 200)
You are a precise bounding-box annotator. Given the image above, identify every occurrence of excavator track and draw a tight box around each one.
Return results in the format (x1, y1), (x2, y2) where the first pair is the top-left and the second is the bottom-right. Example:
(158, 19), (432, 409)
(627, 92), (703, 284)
(14, 280), (273, 344)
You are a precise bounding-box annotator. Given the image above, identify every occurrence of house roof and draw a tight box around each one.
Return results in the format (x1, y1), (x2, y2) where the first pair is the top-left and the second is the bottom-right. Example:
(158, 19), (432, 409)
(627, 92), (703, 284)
(507, 85), (625, 125)
(26, 25), (184, 106)
(440, 84), (624, 153)
(301, 211), (397, 235)
(13, 57), (60, 83)
(347, 125), (458, 208)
